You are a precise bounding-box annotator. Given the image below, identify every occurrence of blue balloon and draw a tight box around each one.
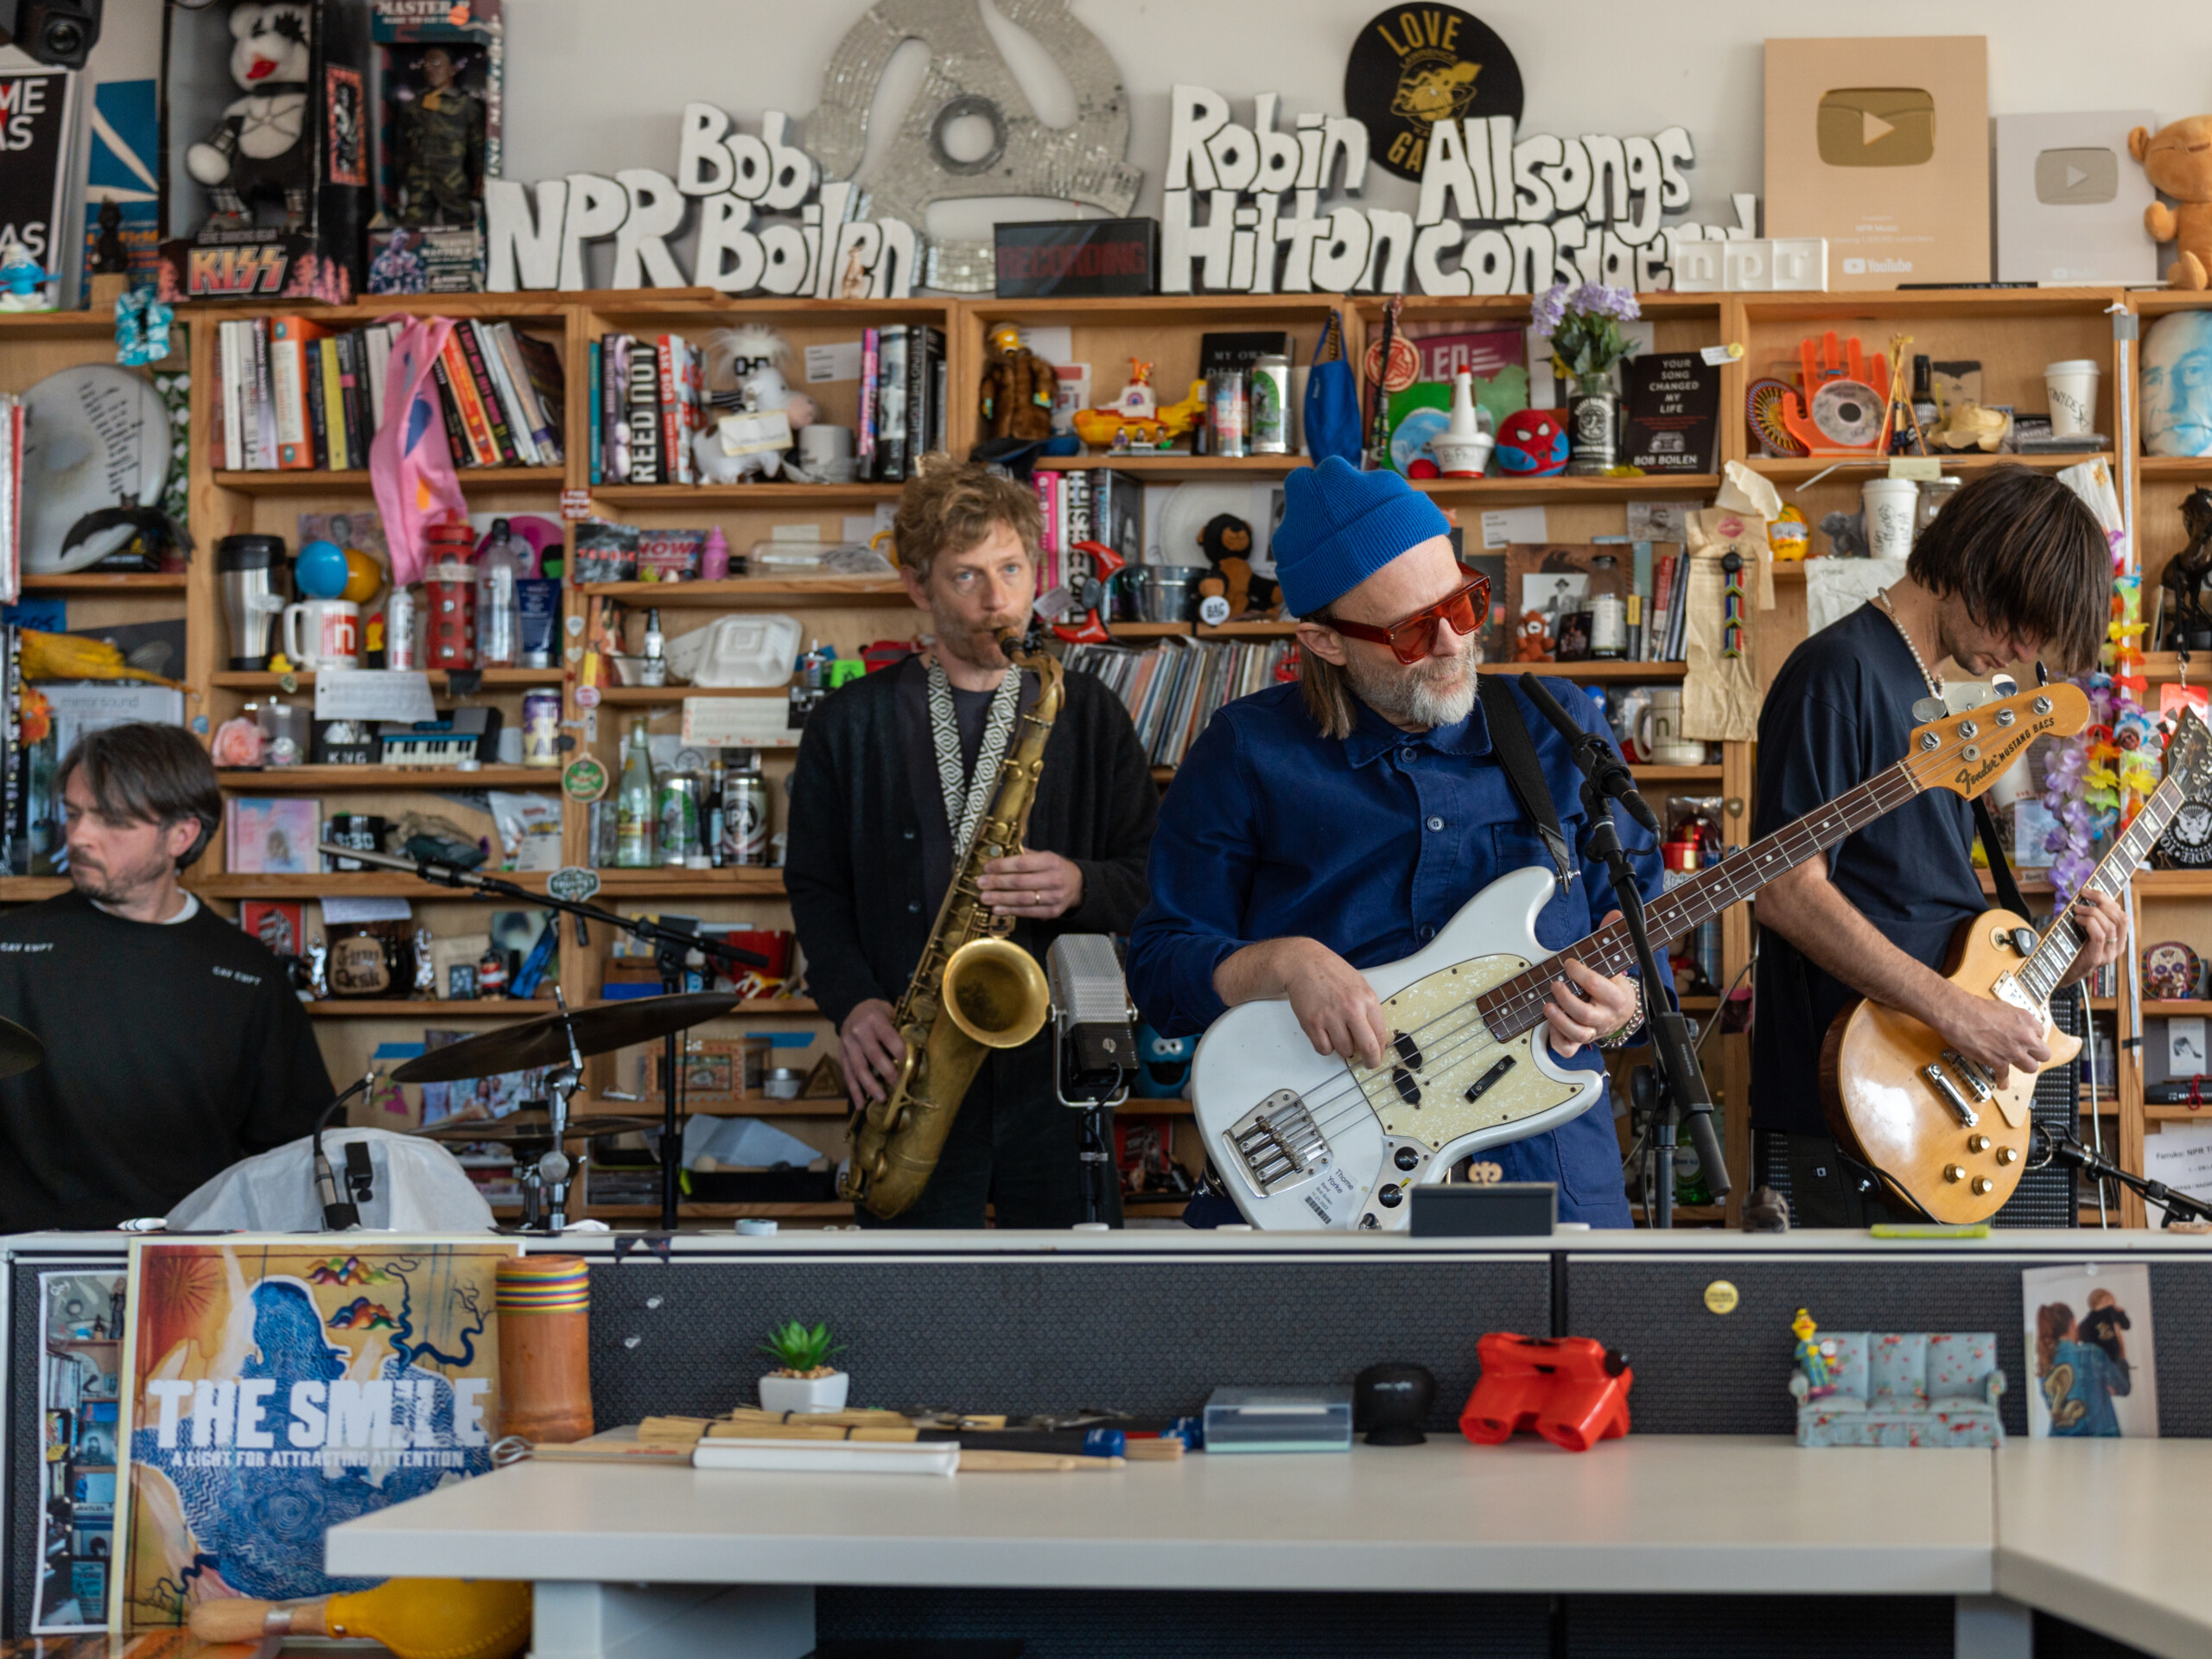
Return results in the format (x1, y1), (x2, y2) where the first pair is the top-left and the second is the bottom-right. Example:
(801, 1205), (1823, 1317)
(295, 539), (350, 600)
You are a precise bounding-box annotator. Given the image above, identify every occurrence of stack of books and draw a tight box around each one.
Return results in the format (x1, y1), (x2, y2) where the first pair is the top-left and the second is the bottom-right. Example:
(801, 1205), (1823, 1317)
(213, 315), (563, 474)
(1064, 638), (1295, 768)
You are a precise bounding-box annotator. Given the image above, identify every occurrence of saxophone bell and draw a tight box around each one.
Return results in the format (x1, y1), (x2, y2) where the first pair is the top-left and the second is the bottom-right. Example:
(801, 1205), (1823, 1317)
(939, 935), (1052, 1050)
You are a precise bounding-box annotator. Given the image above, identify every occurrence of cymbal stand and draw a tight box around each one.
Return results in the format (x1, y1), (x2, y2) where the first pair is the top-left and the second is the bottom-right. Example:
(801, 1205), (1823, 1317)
(516, 988), (590, 1233)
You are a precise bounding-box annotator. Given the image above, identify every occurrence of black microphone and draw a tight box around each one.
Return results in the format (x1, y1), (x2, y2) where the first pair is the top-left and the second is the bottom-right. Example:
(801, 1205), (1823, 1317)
(1515, 674), (1662, 836)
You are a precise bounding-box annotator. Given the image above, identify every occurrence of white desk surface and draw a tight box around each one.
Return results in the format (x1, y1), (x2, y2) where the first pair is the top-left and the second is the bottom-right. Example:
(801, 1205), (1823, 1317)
(1996, 1440), (2212, 1659)
(327, 1435), (1993, 1595)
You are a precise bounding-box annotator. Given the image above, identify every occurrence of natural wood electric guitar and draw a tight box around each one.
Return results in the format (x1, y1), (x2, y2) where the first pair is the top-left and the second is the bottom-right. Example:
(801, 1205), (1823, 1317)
(1189, 682), (2085, 1231)
(1824, 706), (2212, 1224)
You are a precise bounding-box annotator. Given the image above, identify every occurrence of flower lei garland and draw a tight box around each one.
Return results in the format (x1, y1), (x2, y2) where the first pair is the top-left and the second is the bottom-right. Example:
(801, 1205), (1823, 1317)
(2042, 571), (2157, 905)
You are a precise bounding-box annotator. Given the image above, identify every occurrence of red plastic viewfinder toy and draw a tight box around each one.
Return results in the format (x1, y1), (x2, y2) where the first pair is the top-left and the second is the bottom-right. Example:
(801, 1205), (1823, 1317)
(1052, 539), (1128, 645)
(1459, 1332), (1633, 1452)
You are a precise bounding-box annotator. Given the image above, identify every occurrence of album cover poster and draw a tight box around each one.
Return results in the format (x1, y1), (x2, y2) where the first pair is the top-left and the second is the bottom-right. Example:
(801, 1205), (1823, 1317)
(112, 1236), (515, 1630)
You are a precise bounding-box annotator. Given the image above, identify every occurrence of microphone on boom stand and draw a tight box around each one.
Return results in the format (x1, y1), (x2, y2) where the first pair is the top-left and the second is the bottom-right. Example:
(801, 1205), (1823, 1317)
(1515, 674), (1729, 1211)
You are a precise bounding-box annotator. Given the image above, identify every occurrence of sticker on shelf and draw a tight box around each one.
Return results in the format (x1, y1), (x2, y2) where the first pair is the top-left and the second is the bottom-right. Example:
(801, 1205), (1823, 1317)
(1479, 505), (1548, 550)
(1700, 343), (1745, 365)
(1887, 455), (1942, 480)
(804, 341), (862, 383)
(561, 489), (594, 521)
(575, 683), (601, 709)
(562, 756), (609, 802)
(547, 867), (601, 904)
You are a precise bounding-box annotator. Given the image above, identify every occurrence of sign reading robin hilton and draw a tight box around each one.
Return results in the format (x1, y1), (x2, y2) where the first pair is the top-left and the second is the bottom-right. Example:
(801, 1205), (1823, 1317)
(1344, 4), (1523, 181)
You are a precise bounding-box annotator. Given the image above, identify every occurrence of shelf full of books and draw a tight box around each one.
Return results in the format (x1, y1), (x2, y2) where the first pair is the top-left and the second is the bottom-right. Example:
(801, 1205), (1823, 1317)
(1064, 637), (1296, 769)
(588, 321), (949, 489)
(212, 314), (566, 474)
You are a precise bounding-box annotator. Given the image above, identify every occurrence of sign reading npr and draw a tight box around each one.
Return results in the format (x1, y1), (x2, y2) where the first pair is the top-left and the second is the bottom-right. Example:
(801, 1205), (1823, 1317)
(483, 105), (914, 297)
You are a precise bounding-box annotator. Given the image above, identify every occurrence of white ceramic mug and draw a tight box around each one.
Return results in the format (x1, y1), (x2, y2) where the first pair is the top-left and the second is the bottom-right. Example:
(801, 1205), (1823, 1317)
(797, 423), (855, 484)
(1862, 477), (1919, 562)
(2044, 359), (2101, 438)
(283, 598), (361, 671)
(1637, 688), (1705, 765)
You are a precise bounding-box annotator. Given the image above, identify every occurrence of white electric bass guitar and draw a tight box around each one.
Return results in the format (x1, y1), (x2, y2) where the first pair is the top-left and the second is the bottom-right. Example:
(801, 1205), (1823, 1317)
(1189, 681), (2088, 1230)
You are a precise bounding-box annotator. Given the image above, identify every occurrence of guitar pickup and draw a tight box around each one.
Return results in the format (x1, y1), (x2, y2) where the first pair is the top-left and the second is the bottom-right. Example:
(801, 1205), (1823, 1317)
(1464, 1055), (1517, 1103)
(1225, 1090), (1332, 1196)
(1922, 1063), (1980, 1128)
(1393, 1030), (1424, 1070)
(1941, 1050), (1995, 1101)
(1391, 1065), (1421, 1107)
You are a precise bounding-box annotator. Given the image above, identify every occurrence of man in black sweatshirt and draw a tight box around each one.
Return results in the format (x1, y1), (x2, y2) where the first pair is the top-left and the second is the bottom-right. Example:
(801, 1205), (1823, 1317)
(787, 460), (1155, 1228)
(0, 723), (331, 1229)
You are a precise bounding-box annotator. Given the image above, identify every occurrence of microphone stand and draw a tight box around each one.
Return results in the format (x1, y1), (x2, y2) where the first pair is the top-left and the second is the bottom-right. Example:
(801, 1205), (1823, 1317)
(1516, 677), (1731, 1228)
(313, 1072), (381, 1229)
(2032, 1122), (2212, 1227)
(318, 843), (769, 1231)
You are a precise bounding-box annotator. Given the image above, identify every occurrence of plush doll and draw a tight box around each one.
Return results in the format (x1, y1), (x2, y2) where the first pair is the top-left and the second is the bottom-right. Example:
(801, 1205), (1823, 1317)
(694, 326), (817, 484)
(185, 3), (315, 231)
(1192, 513), (1278, 624)
(1512, 610), (1552, 662)
(977, 323), (1058, 442)
(2133, 117), (2212, 291)
(1494, 408), (1569, 476)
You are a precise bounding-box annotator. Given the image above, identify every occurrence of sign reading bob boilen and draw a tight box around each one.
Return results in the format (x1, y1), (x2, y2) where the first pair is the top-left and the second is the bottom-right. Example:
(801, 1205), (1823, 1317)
(1344, 5), (1522, 181)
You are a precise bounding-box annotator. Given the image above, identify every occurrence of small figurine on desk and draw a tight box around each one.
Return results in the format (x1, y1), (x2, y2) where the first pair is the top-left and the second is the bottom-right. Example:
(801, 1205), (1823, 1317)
(0, 238), (53, 311)
(1512, 610), (1553, 663)
(412, 926), (437, 996)
(1792, 1308), (1837, 1400)
(393, 44), (485, 228)
(304, 935), (329, 1001)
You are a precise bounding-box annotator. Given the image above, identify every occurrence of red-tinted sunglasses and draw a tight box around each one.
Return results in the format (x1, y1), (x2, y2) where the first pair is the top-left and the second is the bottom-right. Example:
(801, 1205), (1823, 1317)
(1323, 565), (1491, 664)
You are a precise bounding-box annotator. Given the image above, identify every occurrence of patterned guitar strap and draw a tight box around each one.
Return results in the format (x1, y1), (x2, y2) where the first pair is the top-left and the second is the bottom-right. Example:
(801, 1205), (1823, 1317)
(926, 656), (1022, 859)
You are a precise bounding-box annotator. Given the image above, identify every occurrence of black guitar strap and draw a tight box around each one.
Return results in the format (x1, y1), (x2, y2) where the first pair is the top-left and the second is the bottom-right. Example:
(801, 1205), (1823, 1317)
(1973, 797), (2033, 920)
(1477, 675), (1574, 893)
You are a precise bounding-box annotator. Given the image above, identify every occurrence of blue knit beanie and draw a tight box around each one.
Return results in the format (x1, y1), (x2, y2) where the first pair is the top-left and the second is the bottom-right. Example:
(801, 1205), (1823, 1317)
(1271, 456), (1452, 618)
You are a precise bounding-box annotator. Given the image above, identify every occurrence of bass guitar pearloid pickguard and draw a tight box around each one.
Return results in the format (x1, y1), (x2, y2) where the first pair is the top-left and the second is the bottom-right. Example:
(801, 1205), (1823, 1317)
(1364, 953), (1584, 1148)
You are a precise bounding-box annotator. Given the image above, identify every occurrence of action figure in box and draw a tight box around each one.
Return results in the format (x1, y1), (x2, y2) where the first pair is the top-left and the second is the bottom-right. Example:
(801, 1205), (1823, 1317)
(185, 3), (315, 230)
(390, 43), (485, 226)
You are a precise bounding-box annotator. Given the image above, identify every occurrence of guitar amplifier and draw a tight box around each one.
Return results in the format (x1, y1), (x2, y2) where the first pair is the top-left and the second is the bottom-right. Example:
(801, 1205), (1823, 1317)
(1759, 991), (2084, 1227)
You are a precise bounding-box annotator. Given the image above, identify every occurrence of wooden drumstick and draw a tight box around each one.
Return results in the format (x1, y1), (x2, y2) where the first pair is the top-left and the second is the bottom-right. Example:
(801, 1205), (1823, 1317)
(957, 1449), (1124, 1472)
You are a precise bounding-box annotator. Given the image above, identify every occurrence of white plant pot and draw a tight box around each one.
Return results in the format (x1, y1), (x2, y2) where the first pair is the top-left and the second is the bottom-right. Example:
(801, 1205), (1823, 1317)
(758, 1370), (849, 1414)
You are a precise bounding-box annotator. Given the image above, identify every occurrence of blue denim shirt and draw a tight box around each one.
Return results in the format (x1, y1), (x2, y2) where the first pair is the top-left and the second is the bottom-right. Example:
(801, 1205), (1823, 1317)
(1126, 677), (1669, 1226)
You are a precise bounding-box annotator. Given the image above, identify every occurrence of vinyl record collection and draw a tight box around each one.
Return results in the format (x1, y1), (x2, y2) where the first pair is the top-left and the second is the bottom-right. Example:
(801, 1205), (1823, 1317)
(1063, 638), (1296, 768)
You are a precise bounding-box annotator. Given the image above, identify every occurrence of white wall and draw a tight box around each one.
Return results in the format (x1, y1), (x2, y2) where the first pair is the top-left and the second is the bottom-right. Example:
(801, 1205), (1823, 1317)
(64, 0), (2212, 282)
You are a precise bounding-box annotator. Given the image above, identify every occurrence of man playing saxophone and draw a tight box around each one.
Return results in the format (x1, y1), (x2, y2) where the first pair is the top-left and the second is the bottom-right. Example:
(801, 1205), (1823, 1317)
(786, 459), (1157, 1228)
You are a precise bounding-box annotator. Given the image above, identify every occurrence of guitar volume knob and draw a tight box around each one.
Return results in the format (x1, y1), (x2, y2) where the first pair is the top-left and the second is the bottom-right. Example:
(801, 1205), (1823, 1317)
(1972, 1177), (1995, 1196)
(1996, 1146), (2019, 1166)
(1943, 1164), (1967, 1183)
(1968, 1135), (1991, 1154)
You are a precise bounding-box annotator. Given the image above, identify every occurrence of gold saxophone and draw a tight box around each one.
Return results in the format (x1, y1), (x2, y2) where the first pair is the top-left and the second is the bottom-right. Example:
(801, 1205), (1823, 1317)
(841, 633), (1064, 1218)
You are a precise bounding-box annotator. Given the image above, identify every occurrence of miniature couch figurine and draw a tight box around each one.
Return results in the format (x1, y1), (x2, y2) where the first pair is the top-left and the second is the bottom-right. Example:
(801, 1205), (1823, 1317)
(1791, 1331), (2006, 1448)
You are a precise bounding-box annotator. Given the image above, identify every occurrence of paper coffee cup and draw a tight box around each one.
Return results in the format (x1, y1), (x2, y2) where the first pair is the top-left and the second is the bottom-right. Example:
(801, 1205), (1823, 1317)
(2045, 359), (2101, 438)
(1861, 477), (1918, 561)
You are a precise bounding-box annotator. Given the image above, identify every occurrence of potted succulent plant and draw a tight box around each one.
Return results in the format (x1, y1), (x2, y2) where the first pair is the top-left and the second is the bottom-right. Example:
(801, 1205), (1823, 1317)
(1532, 281), (1642, 475)
(757, 1319), (849, 1414)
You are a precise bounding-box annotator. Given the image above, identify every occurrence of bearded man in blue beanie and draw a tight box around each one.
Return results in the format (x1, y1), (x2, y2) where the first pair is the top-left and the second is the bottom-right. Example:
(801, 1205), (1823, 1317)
(1125, 456), (1665, 1228)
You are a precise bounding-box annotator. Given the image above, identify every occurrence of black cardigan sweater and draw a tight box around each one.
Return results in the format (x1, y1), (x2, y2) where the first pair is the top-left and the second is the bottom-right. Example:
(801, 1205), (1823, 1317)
(785, 653), (1157, 1030)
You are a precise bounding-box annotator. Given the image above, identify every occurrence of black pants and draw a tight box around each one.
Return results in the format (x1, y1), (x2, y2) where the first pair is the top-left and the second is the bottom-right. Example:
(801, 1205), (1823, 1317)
(1778, 1132), (1908, 1228)
(855, 1037), (1122, 1230)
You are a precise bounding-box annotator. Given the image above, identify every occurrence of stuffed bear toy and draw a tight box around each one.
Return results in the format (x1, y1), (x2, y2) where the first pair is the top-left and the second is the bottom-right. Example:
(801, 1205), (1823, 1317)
(1192, 513), (1278, 625)
(185, 3), (315, 231)
(2133, 117), (2212, 290)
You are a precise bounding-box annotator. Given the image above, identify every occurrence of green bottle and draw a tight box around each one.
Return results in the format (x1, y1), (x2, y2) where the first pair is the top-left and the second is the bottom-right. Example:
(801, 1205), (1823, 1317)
(615, 717), (656, 868)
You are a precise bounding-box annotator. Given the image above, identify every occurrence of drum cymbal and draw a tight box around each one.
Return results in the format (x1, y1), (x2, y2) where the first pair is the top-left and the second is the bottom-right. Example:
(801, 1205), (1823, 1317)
(0, 1013), (40, 1079)
(389, 993), (740, 1084)
(405, 1113), (663, 1142)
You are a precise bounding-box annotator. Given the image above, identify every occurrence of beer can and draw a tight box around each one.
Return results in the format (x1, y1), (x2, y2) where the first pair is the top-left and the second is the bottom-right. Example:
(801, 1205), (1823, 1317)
(1207, 370), (1248, 458)
(385, 585), (417, 671)
(1249, 353), (1291, 454)
(521, 688), (563, 767)
(727, 769), (770, 866)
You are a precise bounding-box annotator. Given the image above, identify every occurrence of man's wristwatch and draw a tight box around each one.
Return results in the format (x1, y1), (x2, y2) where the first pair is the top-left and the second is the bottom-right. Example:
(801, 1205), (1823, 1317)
(1597, 980), (1645, 1050)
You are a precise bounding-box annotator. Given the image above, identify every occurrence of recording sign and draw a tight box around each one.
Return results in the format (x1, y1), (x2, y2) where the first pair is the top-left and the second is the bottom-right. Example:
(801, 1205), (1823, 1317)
(1344, 5), (1522, 181)
(0, 69), (77, 270)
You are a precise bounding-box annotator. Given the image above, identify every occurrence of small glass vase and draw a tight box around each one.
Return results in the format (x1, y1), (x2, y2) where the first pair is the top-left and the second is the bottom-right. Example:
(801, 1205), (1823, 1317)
(1567, 374), (1619, 475)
